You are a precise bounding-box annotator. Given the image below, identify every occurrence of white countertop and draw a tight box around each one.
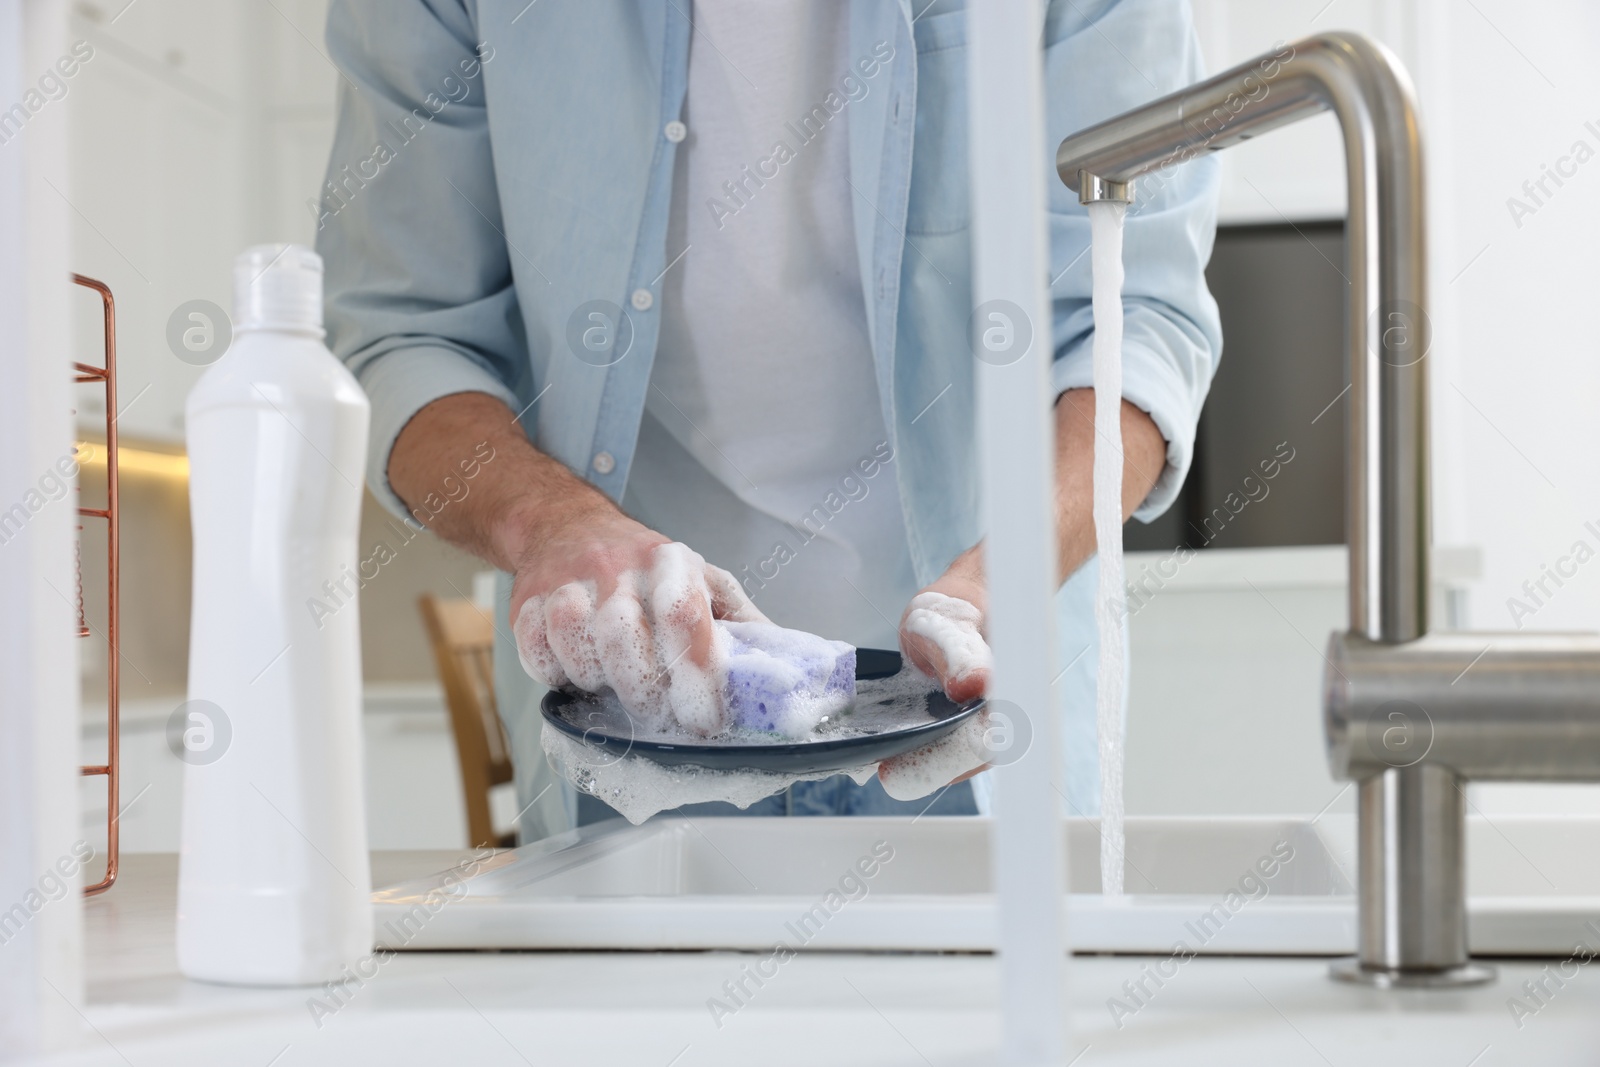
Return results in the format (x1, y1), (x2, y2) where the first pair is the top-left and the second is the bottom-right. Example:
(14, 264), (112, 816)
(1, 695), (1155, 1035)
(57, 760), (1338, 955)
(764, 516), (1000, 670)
(1122, 543), (1482, 591)
(19, 852), (1597, 1065)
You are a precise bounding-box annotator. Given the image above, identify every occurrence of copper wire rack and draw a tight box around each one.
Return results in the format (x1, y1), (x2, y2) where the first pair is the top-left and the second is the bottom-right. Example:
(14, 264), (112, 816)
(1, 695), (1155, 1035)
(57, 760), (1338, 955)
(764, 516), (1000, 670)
(73, 273), (120, 896)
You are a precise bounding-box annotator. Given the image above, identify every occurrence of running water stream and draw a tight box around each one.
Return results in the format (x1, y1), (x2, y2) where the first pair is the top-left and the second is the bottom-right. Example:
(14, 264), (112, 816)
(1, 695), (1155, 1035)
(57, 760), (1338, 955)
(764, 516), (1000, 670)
(1088, 199), (1128, 897)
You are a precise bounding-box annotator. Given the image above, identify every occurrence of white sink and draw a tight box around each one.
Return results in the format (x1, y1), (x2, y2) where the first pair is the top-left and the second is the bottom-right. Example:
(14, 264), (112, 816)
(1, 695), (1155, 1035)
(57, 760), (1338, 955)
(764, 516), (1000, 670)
(372, 814), (1599, 955)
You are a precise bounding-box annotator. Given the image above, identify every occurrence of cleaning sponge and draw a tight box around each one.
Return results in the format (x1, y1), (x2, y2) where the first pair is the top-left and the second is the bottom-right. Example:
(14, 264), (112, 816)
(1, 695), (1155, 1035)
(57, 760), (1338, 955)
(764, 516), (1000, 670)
(720, 621), (856, 739)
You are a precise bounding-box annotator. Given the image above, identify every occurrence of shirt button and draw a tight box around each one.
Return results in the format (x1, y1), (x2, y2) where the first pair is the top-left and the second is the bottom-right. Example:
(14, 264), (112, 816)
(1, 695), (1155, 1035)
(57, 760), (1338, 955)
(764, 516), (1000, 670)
(664, 120), (687, 143)
(630, 288), (654, 311)
(592, 451), (616, 475)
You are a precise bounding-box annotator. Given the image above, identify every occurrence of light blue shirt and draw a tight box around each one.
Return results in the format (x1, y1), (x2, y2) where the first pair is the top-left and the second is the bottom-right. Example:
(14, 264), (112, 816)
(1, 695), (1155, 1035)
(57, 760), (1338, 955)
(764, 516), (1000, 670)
(316, 0), (1221, 832)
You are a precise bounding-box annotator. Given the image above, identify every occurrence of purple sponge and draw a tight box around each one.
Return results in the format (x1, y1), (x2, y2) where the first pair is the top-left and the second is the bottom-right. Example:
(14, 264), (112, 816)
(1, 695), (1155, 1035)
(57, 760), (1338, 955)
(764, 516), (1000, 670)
(719, 621), (856, 738)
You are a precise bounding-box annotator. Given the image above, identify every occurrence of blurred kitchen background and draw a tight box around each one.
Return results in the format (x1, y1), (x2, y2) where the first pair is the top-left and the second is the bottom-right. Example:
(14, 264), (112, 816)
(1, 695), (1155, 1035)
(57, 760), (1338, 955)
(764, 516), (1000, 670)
(56, 0), (1600, 858)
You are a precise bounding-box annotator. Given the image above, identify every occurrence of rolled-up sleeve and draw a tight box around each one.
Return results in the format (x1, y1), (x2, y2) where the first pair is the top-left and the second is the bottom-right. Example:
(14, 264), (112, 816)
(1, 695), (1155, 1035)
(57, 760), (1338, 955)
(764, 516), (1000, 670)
(1041, 0), (1223, 522)
(317, 0), (525, 522)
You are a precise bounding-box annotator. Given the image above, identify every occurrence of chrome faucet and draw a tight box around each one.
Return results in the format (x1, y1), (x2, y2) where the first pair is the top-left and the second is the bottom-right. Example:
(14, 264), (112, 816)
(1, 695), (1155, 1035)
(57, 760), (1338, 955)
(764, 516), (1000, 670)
(1056, 32), (1600, 987)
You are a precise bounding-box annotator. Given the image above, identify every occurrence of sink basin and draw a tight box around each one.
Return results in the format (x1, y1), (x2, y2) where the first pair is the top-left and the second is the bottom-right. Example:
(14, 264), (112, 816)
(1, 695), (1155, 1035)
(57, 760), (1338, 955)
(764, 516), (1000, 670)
(371, 815), (1598, 955)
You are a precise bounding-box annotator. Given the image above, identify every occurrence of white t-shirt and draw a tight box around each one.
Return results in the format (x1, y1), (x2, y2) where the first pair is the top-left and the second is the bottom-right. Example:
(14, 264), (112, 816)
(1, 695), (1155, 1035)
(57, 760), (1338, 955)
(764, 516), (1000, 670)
(622, 0), (916, 649)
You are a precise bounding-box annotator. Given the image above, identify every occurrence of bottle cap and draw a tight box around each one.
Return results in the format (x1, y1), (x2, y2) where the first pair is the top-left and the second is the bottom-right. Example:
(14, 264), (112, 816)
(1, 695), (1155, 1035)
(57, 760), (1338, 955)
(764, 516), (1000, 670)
(233, 244), (324, 334)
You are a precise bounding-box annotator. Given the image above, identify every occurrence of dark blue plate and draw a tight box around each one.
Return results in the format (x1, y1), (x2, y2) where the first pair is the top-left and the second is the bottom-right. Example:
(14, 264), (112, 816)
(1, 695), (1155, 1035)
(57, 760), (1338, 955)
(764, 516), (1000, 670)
(540, 649), (982, 773)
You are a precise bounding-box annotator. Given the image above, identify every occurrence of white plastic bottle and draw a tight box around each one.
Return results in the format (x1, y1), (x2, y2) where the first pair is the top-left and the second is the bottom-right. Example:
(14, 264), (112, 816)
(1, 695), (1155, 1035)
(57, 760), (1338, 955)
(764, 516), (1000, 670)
(177, 245), (373, 985)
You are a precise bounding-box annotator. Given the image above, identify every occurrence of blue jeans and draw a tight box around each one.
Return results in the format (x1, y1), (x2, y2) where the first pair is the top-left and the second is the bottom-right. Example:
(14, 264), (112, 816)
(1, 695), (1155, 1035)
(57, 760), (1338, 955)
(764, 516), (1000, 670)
(576, 773), (978, 824)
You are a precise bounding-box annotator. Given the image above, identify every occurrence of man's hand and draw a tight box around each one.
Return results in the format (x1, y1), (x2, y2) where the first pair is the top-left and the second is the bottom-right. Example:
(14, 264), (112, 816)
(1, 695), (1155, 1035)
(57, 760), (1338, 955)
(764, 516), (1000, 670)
(896, 388), (1167, 703)
(899, 547), (990, 704)
(509, 513), (766, 734)
(388, 392), (765, 734)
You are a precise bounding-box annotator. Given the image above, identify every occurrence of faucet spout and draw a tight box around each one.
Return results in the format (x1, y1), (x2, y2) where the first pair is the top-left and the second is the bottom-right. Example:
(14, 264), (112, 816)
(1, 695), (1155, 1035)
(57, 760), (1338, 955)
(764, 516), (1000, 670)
(1057, 31), (1430, 646)
(1057, 34), (1506, 988)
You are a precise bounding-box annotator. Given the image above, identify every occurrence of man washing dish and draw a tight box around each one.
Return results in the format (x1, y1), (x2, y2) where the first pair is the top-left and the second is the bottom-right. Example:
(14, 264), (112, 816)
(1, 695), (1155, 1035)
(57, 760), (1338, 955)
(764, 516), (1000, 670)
(316, 0), (1220, 836)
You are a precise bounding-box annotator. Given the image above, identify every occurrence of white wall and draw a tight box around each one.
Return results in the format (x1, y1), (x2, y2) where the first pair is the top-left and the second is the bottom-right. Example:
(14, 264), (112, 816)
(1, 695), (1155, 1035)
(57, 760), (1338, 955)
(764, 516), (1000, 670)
(1421, 0), (1600, 814)
(1422, 0), (1600, 638)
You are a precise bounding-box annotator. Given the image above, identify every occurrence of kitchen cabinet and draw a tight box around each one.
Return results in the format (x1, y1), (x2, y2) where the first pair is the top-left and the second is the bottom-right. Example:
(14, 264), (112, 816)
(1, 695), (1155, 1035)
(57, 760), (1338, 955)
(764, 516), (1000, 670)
(79, 685), (476, 856)
(66, 0), (335, 445)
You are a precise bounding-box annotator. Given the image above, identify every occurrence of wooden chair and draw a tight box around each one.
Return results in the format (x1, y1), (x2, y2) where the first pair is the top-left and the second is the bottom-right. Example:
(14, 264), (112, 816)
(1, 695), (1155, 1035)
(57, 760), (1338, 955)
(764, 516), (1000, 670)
(418, 594), (516, 849)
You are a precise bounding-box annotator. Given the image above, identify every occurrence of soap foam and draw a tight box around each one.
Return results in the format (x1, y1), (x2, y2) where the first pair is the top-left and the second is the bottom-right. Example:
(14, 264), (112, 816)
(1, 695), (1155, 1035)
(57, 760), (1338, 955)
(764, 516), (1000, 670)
(543, 727), (879, 825)
(515, 541), (861, 740)
(1088, 199), (1129, 897)
(902, 591), (993, 684)
(877, 710), (991, 802)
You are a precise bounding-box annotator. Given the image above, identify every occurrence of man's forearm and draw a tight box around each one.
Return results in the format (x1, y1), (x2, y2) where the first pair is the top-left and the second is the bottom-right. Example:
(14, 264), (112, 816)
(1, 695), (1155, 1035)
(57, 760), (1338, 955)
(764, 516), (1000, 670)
(396, 388), (1165, 590)
(1051, 387), (1167, 582)
(388, 391), (616, 573)
(898, 387), (1166, 701)
(920, 387), (1167, 598)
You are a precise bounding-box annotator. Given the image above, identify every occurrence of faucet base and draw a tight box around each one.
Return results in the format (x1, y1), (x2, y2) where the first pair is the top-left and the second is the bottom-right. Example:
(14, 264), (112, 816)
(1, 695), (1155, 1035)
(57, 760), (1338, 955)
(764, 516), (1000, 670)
(1329, 958), (1496, 988)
